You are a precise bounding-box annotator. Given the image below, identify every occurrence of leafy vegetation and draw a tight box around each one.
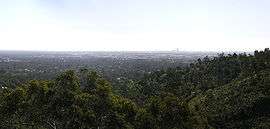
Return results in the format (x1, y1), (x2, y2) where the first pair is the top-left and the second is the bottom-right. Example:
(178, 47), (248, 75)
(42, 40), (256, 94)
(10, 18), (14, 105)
(0, 49), (269, 129)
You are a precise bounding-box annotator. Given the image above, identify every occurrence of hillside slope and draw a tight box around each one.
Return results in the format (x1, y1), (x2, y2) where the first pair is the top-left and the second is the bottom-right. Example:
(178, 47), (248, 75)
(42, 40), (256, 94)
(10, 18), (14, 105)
(189, 70), (270, 129)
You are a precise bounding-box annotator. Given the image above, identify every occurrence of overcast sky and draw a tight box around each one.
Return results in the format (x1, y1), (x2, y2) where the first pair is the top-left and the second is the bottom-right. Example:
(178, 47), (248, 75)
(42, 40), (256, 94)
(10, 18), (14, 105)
(0, 0), (269, 51)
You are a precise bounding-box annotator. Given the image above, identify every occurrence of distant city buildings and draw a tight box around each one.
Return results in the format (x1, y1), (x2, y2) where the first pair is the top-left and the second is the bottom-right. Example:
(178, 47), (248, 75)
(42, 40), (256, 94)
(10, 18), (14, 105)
(172, 48), (180, 52)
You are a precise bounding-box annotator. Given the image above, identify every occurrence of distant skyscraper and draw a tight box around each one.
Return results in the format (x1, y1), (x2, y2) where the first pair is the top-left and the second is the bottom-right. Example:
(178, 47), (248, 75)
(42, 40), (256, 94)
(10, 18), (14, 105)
(172, 48), (180, 52)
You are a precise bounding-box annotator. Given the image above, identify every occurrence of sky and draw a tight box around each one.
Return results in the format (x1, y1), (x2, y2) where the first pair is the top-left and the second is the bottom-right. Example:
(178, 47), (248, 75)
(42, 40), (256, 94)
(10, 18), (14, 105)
(0, 0), (269, 51)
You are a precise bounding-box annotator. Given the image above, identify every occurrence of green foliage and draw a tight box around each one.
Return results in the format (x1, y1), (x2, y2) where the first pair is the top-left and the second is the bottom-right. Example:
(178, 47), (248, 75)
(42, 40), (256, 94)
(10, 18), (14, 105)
(144, 94), (190, 129)
(0, 48), (269, 129)
(188, 70), (270, 129)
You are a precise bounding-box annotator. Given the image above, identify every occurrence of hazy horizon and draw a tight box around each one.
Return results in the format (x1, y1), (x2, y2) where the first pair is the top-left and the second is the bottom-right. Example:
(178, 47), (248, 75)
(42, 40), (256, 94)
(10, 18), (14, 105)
(0, 48), (265, 53)
(0, 0), (270, 51)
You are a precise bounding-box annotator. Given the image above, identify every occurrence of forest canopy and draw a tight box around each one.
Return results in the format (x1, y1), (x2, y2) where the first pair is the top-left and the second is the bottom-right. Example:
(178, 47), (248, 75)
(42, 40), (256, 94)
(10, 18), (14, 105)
(0, 48), (269, 129)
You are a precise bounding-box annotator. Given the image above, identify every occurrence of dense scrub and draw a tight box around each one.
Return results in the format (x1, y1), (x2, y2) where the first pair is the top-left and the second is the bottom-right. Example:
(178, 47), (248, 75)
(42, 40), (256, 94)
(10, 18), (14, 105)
(0, 48), (269, 129)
